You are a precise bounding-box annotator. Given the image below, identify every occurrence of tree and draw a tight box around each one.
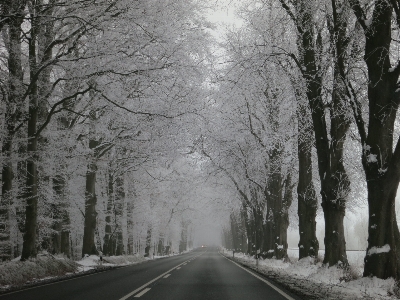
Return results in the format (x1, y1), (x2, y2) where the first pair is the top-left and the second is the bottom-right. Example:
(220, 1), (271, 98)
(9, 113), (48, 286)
(0, 0), (26, 260)
(349, 0), (400, 279)
(278, 0), (352, 266)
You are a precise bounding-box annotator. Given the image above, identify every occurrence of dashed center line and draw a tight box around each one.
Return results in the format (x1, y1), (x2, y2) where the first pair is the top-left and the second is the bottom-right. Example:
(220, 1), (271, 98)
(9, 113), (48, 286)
(118, 251), (206, 300)
(163, 274), (171, 278)
(134, 288), (151, 298)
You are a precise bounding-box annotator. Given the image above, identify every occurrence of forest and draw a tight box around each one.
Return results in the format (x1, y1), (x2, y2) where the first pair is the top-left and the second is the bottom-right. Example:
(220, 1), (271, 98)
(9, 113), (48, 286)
(1, 0), (400, 286)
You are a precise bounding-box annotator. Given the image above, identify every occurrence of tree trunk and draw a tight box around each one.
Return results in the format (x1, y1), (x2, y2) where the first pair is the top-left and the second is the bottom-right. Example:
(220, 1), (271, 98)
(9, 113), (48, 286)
(21, 18), (39, 260)
(363, 178), (400, 278)
(103, 167), (114, 256)
(52, 173), (70, 257)
(0, 0), (25, 261)
(348, 0), (400, 279)
(275, 173), (293, 260)
(81, 123), (100, 257)
(115, 175), (125, 256)
(293, 0), (349, 266)
(126, 197), (134, 255)
(144, 226), (152, 257)
(297, 100), (319, 259)
(264, 147), (287, 259)
(82, 152), (98, 256)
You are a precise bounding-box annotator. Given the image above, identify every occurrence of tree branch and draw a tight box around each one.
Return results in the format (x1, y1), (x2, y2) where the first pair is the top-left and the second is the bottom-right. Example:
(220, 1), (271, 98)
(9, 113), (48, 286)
(348, 0), (368, 31)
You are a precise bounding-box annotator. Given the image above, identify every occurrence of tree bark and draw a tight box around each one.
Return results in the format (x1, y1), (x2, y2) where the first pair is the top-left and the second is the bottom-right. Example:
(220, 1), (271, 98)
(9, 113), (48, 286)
(21, 13), (39, 260)
(0, 0), (25, 261)
(82, 113), (100, 257)
(297, 100), (319, 259)
(348, 0), (400, 279)
(115, 175), (125, 256)
(290, 0), (350, 266)
(144, 226), (152, 257)
(82, 154), (98, 256)
(126, 196), (134, 255)
(103, 166), (114, 256)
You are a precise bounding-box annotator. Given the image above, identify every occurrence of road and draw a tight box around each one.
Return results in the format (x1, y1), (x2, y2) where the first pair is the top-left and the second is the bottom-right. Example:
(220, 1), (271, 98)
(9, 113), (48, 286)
(0, 247), (301, 300)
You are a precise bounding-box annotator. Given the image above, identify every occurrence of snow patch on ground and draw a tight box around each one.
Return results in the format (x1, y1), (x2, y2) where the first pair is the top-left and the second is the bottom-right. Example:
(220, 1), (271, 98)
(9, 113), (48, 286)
(0, 254), (77, 287)
(224, 250), (398, 299)
(367, 244), (391, 256)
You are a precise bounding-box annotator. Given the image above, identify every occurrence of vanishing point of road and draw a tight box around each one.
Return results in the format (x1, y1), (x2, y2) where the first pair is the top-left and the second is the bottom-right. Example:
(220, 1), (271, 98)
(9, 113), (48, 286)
(0, 247), (301, 300)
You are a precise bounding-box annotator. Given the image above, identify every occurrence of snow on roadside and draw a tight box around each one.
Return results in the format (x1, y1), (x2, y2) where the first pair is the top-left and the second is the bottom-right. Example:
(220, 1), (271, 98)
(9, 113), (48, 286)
(223, 250), (398, 299)
(76, 253), (178, 271)
(0, 254), (77, 288)
(0, 253), (159, 289)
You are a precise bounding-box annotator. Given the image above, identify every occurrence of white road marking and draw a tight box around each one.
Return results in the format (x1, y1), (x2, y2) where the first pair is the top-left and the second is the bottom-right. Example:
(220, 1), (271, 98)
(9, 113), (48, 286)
(177, 267), (181, 269)
(183, 263), (187, 265)
(119, 252), (205, 300)
(163, 274), (171, 278)
(134, 288), (151, 298)
(221, 254), (295, 300)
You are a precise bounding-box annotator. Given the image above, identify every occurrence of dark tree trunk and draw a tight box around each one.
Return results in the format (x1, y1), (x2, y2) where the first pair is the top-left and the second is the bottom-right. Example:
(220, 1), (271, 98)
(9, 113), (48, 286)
(81, 123), (100, 257)
(82, 151), (98, 256)
(241, 204), (252, 254)
(349, 0), (400, 279)
(275, 173), (293, 260)
(297, 100), (319, 259)
(0, 0), (25, 261)
(239, 206), (247, 253)
(230, 212), (246, 252)
(251, 204), (263, 256)
(290, 0), (350, 266)
(52, 173), (70, 257)
(50, 202), (61, 254)
(144, 226), (152, 257)
(264, 147), (289, 259)
(21, 17), (39, 260)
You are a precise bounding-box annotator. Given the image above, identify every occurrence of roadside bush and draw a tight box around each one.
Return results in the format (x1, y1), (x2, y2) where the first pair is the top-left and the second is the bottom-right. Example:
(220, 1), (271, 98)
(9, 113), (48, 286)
(0, 255), (78, 286)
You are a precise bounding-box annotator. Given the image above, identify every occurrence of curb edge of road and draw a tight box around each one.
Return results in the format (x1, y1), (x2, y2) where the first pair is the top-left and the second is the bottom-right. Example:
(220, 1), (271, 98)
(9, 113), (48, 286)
(221, 253), (309, 300)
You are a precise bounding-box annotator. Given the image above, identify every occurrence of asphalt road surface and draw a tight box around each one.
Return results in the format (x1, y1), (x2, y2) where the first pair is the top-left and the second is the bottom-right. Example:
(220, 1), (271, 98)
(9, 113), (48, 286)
(0, 247), (301, 300)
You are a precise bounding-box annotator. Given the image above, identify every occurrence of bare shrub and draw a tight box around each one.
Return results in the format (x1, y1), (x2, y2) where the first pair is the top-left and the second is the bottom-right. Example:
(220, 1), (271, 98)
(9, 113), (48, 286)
(0, 255), (77, 286)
